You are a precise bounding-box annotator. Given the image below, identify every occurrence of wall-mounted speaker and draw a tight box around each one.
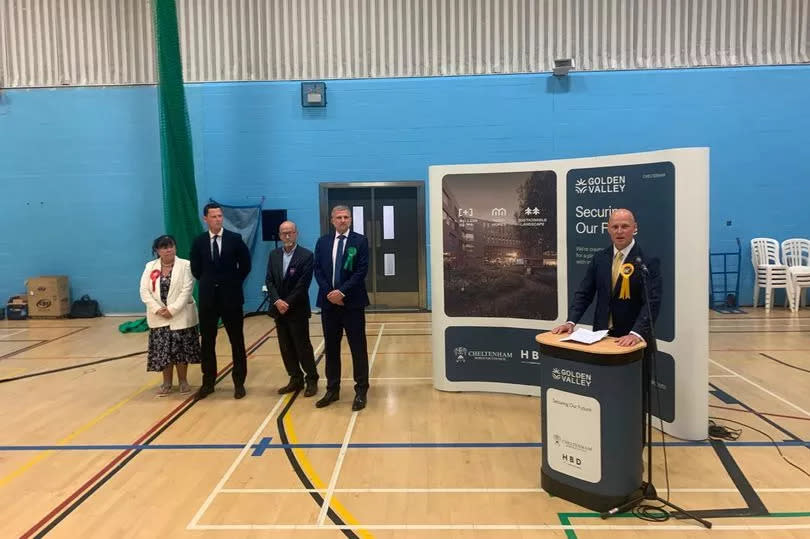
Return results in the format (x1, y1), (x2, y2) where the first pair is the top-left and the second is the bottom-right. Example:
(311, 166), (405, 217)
(261, 209), (288, 241)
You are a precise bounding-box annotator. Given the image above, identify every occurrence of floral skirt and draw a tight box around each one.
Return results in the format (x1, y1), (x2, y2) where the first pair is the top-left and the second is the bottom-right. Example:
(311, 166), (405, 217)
(147, 326), (201, 372)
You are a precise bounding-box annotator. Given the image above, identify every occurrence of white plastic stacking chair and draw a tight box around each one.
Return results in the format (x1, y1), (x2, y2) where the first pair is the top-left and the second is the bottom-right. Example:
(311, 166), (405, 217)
(750, 238), (794, 311)
(781, 238), (810, 311)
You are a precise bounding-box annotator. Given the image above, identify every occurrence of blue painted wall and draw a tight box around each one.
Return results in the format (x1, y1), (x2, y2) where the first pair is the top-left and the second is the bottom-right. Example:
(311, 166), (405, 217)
(1, 65), (808, 312)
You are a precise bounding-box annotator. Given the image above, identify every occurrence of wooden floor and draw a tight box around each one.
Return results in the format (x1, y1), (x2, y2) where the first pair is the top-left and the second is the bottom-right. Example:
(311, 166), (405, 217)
(2, 309), (810, 538)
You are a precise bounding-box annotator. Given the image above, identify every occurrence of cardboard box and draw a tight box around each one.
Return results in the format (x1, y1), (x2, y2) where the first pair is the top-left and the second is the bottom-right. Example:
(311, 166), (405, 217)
(7, 295), (28, 320)
(26, 276), (70, 317)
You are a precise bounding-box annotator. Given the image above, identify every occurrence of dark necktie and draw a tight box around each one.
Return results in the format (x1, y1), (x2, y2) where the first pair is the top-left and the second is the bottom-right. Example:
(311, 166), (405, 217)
(212, 235), (221, 264)
(333, 234), (346, 288)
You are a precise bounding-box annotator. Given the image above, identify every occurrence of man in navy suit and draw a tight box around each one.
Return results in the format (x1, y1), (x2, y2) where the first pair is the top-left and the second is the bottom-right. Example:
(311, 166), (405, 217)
(552, 208), (661, 446)
(190, 202), (252, 400)
(265, 220), (318, 397)
(552, 208), (661, 344)
(313, 205), (370, 411)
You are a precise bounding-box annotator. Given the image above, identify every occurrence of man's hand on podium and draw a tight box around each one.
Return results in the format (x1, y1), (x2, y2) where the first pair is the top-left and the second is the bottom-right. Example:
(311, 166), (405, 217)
(615, 334), (642, 347)
(550, 322), (574, 334)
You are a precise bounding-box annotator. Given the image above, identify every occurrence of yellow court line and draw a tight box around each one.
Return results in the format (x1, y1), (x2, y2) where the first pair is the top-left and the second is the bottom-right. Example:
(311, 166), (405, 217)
(283, 409), (374, 539)
(0, 380), (159, 488)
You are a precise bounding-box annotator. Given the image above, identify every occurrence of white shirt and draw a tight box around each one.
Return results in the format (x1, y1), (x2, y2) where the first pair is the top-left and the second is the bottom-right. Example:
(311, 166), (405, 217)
(282, 244), (297, 276)
(613, 239), (636, 267)
(331, 230), (349, 288)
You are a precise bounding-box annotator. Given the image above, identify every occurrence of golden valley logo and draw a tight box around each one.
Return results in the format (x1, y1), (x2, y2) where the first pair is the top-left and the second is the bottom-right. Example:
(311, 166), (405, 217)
(551, 367), (592, 387)
(574, 176), (627, 194)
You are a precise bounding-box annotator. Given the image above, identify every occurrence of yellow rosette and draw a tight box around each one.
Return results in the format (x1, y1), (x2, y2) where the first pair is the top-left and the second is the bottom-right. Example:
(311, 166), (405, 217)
(618, 263), (634, 299)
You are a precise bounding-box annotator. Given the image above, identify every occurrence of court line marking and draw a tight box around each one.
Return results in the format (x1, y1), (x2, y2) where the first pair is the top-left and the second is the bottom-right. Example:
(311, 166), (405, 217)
(366, 352), (432, 356)
(339, 376), (431, 381)
(277, 357), (373, 538)
(4, 440), (810, 451)
(317, 410), (358, 530)
(709, 374), (739, 378)
(711, 349), (810, 352)
(0, 329), (26, 338)
(712, 331), (810, 334)
(709, 359), (810, 417)
(317, 323), (385, 526)
(0, 326), (88, 359)
(187, 394), (288, 529)
(709, 319), (810, 324)
(218, 487), (810, 494)
(0, 380), (158, 489)
(362, 322), (429, 326)
(22, 327), (278, 538)
(0, 350), (146, 384)
(184, 523), (810, 531)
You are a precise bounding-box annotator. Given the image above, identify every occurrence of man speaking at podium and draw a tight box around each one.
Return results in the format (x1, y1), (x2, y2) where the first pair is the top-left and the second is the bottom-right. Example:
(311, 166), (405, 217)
(551, 208), (661, 346)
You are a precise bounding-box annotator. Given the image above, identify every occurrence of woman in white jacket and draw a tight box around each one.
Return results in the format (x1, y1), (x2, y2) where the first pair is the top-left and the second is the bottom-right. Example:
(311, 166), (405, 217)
(139, 235), (200, 395)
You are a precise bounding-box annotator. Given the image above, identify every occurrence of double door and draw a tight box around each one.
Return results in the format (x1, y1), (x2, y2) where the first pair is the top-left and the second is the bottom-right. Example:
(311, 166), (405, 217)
(320, 182), (426, 310)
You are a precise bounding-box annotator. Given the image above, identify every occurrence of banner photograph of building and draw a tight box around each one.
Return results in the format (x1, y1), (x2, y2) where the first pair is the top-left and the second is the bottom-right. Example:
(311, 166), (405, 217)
(442, 170), (557, 320)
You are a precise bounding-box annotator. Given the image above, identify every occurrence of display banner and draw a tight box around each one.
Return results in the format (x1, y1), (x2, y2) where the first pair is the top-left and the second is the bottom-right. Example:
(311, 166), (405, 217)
(430, 149), (709, 440)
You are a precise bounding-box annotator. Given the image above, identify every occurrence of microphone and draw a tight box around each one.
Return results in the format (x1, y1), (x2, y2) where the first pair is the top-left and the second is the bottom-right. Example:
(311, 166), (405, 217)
(634, 256), (649, 273)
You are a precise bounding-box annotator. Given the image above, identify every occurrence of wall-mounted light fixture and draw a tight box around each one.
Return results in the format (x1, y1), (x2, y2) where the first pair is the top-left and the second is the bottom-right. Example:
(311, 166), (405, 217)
(301, 81), (327, 107)
(553, 58), (573, 77)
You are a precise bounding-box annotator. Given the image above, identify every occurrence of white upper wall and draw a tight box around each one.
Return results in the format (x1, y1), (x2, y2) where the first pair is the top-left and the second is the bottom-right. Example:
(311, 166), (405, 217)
(1, 0), (808, 88)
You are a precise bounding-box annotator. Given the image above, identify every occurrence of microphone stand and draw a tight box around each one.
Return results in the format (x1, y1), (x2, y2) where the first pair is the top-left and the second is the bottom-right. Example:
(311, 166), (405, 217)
(600, 261), (712, 529)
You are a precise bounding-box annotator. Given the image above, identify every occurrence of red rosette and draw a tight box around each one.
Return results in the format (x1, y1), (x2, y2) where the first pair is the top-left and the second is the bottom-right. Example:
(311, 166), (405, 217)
(150, 269), (161, 291)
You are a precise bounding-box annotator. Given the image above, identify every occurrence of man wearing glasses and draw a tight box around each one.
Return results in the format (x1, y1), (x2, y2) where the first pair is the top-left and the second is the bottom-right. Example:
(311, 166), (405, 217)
(265, 220), (318, 397)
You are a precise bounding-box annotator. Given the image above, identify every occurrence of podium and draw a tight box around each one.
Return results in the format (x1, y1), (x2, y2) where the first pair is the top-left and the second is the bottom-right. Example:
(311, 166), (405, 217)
(535, 332), (646, 511)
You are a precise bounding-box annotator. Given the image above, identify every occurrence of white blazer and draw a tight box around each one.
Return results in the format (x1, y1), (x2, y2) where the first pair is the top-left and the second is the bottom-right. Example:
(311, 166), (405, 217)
(139, 257), (199, 330)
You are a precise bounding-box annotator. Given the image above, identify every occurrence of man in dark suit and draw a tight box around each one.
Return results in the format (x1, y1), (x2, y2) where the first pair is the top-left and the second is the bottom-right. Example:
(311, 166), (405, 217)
(190, 202), (252, 399)
(552, 208), (661, 344)
(313, 205), (370, 411)
(266, 220), (318, 397)
(552, 208), (661, 446)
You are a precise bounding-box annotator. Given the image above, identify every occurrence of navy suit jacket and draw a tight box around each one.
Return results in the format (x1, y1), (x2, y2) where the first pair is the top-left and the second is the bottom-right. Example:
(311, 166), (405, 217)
(567, 242), (661, 340)
(265, 245), (313, 319)
(189, 228), (252, 307)
(313, 230), (370, 309)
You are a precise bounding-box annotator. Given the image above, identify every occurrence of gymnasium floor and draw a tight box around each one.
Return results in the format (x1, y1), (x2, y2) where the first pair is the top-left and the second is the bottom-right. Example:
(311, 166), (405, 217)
(2, 310), (810, 538)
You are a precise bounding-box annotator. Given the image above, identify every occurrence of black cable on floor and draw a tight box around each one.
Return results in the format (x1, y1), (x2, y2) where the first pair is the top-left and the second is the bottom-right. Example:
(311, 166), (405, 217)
(709, 416), (810, 479)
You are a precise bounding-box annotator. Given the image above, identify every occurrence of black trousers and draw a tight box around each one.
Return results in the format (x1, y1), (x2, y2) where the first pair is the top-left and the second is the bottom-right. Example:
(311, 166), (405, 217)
(321, 306), (369, 394)
(276, 316), (318, 383)
(199, 287), (247, 388)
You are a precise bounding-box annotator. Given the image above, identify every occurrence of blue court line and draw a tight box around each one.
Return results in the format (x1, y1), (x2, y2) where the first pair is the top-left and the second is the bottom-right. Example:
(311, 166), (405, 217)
(251, 437), (274, 456)
(1, 440), (809, 451)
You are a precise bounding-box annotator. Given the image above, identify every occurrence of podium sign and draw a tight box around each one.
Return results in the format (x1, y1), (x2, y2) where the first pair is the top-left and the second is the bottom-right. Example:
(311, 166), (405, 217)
(545, 388), (602, 483)
(537, 332), (645, 511)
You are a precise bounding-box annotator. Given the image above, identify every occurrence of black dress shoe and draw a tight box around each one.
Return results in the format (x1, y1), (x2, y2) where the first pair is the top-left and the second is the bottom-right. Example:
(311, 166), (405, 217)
(352, 394), (367, 411)
(278, 381), (304, 395)
(234, 385), (246, 399)
(197, 385), (214, 399)
(316, 390), (339, 408)
(304, 381), (318, 398)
